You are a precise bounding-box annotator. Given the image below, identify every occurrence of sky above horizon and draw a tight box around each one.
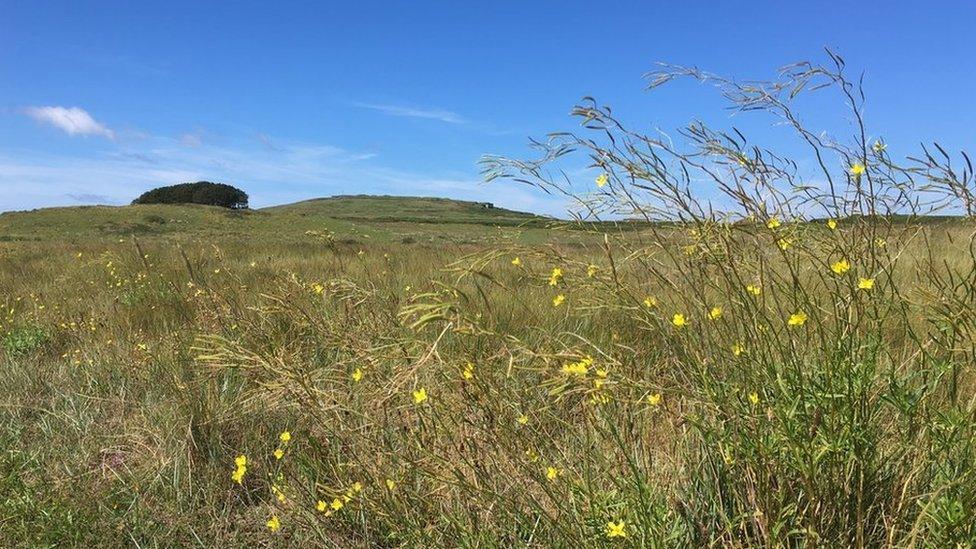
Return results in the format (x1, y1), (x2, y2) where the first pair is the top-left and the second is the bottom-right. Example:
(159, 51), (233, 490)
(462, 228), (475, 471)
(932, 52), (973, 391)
(2, 1), (975, 216)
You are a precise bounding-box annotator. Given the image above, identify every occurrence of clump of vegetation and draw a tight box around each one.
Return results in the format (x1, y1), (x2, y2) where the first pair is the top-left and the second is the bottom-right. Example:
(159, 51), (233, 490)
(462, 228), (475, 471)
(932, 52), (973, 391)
(3, 324), (49, 356)
(2, 53), (976, 546)
(132, 181), (249, 209)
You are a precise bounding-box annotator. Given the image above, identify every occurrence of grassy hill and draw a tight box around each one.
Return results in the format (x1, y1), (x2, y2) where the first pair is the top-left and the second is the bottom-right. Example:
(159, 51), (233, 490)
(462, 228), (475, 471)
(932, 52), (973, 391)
(0, 195), (560, 245)
(263, 195), (546, 225)
(3, 196), (967, 249)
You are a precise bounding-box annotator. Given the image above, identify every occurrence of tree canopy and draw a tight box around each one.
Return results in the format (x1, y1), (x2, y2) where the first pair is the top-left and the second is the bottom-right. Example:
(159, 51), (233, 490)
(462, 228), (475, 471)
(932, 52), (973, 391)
(132, 182), (248, 209)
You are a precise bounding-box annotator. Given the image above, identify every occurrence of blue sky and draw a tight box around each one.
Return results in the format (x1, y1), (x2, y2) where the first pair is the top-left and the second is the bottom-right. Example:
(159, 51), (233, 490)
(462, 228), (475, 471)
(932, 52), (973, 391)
(2, 1), (974, 215)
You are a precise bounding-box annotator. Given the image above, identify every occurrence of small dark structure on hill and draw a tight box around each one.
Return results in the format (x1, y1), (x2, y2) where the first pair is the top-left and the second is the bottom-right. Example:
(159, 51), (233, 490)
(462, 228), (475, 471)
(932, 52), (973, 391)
(133, 182), (249, 209)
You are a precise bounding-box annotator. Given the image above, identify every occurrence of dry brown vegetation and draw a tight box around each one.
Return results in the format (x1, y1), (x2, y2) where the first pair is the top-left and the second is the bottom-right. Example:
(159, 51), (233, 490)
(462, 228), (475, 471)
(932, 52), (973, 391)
(3, 54), (976, 547)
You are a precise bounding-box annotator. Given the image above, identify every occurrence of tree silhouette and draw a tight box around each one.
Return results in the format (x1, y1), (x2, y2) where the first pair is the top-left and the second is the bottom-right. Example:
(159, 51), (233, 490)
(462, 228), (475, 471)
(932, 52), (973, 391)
(132, 182), (248, 209)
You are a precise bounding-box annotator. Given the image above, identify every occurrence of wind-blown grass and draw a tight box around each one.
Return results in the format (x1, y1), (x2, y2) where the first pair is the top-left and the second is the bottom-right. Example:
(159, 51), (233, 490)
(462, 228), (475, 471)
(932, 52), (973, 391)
(2, 53), (976, 547)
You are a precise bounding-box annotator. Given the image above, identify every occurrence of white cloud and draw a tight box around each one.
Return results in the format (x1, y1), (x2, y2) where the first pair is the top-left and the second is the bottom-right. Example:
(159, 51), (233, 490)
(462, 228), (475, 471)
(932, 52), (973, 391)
(354, 102), (465, 124)
(23, 106), (115, 139)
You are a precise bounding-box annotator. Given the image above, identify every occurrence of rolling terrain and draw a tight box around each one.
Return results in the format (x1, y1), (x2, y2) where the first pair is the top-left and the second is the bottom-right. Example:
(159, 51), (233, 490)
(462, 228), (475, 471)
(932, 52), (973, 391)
(0, 195), (551, 241)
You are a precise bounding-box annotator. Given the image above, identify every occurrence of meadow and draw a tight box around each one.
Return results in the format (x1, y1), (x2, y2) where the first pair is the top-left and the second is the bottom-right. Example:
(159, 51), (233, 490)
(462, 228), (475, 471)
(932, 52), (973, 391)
(3, 56), (976, 547)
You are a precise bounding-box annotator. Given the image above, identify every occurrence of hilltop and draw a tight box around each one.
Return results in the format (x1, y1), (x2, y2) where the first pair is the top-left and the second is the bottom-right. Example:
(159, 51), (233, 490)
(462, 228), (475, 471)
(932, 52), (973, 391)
(3, 196), (967, 246)
(263, 195), (546, 225)
(0, 195), (558, 245)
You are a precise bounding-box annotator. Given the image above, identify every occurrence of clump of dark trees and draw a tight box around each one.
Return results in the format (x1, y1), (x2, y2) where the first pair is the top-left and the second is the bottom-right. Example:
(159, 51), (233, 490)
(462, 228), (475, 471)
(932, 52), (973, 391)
(132, 182), (249, 209)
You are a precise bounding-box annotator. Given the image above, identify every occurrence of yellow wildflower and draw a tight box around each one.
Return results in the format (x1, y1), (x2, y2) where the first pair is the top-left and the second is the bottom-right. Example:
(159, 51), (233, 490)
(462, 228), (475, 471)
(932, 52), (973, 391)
(777, 238), (793, 250)
(279, 431), (291, 443)
(826, 218), (838, 230)
(596, 173), (609, 188)
(545, 466), (561, 481)
(830, 259), (851, 275)
(606, 520), (628, 539)
(316, 500), (327, 512)
(671, 313), (687, 328)
(858, 277), (875, 291)
(587, 264), (599, 278)
(511, 256), (521, 266)
(266, 515), (281, 532)
(385, 478), (396, 491)
(594, 368), (608, 389)
(517, 414), (529, 425)
(330, 498), (343, 511)
(643, 296), (657, 308)
(552, 294), (565, 307)
(548, 267), (563, 286)
(231, 455), (247, 484)
(273, 448), (285, 460)
(746, 284), (761, 296)
(351, 368), (363, 382)
(731, 342), (745, 356)
(231, 467), (246, 484)
(766, 217), (781, 229)
(850, 162), (866, 176)
(561, 358), (589, 377)
(272, 484), (286, 503)
(873, 140), (887, 153)
(788, 311), (808, 327)
(707, 306), (723, 321)
(412, 387), (428, 404)
(462, 362), (474, 380)
(312, 283), (325, 295)
(647, 393), (662, 406)
(748, 392), (760, 405)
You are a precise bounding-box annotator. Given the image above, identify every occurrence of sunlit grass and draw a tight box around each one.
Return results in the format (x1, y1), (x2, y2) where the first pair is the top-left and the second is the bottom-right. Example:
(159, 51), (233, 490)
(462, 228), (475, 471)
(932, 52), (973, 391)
(3, 54), (976, 546)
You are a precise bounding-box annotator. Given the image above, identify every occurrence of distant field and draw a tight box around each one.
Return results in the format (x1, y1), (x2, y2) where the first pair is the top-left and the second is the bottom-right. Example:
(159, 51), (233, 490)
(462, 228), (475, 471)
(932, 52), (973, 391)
(0, 196), (561, 243)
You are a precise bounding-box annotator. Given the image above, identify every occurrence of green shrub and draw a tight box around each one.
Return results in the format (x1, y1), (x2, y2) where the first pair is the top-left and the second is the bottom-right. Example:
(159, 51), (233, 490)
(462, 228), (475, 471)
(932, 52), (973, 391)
(3, 325), (49, 356)
(132, 181), (248, 209)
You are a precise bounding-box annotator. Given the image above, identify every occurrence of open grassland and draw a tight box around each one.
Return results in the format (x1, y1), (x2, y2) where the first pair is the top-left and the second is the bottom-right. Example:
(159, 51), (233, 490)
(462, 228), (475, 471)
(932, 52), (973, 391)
(6, 58), (976, 547)
(2, 198), (976, 547)
(0, 196), (561, 245)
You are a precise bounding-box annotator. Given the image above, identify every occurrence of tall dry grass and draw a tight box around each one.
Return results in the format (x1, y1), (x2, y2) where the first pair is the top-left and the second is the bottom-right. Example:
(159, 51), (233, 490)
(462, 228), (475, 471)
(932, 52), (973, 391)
(3, 53), (976, 546)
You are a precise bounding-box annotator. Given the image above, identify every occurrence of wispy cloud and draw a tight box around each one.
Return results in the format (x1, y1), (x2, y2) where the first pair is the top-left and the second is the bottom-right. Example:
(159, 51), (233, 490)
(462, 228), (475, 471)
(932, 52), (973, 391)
(354, 102), (465, 124)
(23, 106), (115, 139)
(66, 192), (118, 204)
(178, 130), (205, 147)
(256, 132), (282, 151)
(0, 130), (569, 217)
